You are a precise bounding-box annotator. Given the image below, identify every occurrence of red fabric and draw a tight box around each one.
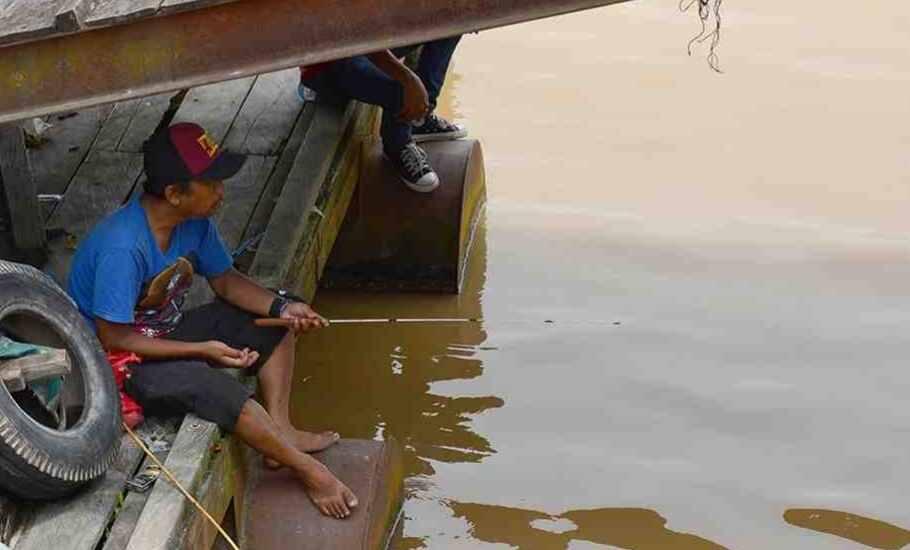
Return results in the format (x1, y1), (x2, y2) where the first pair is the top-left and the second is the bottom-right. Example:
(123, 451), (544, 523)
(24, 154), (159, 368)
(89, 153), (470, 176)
(300, 63), (331, 80)
(107, 351), (144, 428)
(168, 122), (220, 177)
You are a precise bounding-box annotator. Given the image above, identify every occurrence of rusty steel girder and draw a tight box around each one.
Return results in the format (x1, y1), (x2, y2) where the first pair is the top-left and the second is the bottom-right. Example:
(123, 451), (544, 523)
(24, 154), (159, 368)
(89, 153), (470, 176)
(0, 0), (628, 124)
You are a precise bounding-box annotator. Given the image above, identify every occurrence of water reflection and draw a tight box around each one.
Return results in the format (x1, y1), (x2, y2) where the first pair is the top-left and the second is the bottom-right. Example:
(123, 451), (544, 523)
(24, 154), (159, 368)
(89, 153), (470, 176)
(290, 220), (502, 478)
(784, 509), (910, 550)
(450, 502), (728, 549)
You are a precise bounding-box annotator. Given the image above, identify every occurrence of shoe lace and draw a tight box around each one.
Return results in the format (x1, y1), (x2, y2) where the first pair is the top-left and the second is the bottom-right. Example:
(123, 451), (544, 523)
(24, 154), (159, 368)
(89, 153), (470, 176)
(400, 143), (429, 174)
(427, 113), (455, 132)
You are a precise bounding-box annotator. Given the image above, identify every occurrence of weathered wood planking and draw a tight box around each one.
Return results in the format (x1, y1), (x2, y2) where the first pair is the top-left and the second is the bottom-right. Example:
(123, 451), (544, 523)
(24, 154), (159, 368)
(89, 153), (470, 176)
(83, 0), (162, 28)
(181, 436), (240, 550)
(214, 155), (276, 250)
(110, 91), (184, 153)
(101, 419), (181, 550)
(0, 0), (245, 46)
(93, 99), (146, 152)
(235, 102), (316, 270)
(29, 106), (113, 199)
(222, 69), (302, 156)
(124, 416), (219, 550)
(293, 108), (376, 300)
(249, 100), (357, 289)
(13, 434), (142, 550)
(0, 125), (45, 250)
(0, 0), (77, 47)
(46, 149), (142, 236)
(171, 76), (256, 145)
(43, 150), (142, 284)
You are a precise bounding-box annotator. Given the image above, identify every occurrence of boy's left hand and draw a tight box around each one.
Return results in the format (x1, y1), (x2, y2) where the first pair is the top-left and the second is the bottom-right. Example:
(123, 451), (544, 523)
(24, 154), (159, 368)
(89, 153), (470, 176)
(280, 302), (329, 334)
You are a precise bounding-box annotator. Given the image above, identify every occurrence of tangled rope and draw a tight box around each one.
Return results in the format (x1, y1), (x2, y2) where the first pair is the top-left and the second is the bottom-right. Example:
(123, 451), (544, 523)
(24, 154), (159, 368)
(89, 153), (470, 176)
(681, 0), (724, 72)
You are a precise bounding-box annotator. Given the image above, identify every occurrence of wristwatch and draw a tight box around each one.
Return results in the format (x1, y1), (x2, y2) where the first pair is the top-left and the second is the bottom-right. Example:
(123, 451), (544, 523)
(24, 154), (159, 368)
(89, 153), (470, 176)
(269, 295), (290, 318)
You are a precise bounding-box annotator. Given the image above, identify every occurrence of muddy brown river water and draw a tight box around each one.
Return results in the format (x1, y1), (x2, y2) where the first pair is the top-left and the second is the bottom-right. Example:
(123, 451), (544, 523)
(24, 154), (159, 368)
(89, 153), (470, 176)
(290, 2), (910, 548)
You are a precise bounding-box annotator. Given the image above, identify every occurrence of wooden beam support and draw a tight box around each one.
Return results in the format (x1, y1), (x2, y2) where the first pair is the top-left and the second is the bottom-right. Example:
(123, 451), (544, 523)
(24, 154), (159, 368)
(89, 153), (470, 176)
(0, 0), (630, 125)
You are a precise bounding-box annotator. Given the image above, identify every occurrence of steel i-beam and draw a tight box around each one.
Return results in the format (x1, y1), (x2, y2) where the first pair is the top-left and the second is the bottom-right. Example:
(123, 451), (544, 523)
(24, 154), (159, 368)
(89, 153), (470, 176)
(0, 0), (628, 125)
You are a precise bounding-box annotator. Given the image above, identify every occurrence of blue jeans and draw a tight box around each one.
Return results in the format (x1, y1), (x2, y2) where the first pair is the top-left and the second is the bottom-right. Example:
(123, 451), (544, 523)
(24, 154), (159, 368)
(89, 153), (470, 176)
(302, 36), (461, 154)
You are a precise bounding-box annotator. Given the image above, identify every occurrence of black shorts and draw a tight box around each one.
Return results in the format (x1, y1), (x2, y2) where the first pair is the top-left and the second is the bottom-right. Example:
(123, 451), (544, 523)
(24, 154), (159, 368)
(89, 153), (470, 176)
(124, 300), (287, 432)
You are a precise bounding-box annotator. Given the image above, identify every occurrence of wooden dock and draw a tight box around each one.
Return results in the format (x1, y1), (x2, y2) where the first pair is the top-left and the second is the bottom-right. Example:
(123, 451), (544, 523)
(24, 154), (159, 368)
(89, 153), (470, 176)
(0, 68), (398, 549)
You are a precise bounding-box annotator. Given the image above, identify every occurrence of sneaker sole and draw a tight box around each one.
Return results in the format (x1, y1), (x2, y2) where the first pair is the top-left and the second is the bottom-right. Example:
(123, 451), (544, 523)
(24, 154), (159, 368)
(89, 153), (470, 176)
(402, 176), (440, 193)
(412, 129), (468, 143)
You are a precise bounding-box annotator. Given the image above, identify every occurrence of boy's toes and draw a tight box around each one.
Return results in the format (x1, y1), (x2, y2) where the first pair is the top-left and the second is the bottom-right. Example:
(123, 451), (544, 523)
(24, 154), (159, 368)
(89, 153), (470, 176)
(343, 487), (358, 508)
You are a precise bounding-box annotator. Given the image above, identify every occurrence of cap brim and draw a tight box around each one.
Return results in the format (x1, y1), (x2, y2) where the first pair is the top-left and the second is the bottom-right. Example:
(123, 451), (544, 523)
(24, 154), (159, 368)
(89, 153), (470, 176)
(198, 150), (246, 181)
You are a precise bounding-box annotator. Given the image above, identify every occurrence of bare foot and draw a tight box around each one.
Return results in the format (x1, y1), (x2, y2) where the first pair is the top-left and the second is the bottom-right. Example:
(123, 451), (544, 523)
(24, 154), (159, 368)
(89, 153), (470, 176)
(298, 463), (359, 519)
(265, 430), (340, 469)
(292, 429), (340, 453)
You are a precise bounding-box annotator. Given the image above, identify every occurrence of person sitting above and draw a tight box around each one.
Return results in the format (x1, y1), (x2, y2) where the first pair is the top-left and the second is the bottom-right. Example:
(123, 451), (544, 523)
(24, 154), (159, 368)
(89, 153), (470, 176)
(66, 122), (357, 520)
(299, 36), (467, 193)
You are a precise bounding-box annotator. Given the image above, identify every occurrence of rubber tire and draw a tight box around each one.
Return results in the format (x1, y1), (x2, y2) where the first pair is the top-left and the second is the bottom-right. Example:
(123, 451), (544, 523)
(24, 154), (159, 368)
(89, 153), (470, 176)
(0, 260), (120, 499)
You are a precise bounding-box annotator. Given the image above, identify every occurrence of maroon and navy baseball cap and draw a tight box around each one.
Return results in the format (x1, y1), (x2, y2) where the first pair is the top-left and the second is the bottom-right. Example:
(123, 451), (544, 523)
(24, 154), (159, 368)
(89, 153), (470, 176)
(143, 122), (245, 195)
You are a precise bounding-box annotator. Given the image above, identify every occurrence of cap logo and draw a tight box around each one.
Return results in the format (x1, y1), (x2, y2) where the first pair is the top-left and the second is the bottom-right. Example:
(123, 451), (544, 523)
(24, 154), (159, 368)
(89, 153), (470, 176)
(196, 133), (219, 158)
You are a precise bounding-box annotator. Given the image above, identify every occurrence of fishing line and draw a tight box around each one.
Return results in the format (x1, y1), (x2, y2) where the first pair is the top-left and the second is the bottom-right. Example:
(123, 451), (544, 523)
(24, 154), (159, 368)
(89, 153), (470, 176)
(123, 422), (240, 550)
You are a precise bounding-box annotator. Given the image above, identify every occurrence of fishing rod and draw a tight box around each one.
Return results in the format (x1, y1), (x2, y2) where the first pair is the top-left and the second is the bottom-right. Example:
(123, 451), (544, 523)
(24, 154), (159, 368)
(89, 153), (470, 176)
(254, 318), (622, 327)
(256, 318), (480, 327)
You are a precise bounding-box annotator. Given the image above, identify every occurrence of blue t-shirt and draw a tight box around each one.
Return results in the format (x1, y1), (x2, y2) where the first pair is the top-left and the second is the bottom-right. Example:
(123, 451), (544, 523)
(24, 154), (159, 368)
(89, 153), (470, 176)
(68, 196), (232, 337)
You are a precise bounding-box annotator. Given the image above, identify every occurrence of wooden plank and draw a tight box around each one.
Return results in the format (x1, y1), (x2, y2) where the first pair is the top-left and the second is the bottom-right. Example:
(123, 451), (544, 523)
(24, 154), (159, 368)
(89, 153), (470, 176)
(101, 419), (181, 550)
(46, 149), (142, 236)
(0, 348), (70, 393)
(28, 106), (113, 198)
(43, 150), (143, 283)
(0, 125), (45, 250)
(84, 0), (163, 28)
(114, 91), (183, 153)
(0, 0), (63, 47)
(249, 101), (357, 289)
(214, 155), (275, 250)
(93, 100), (143, 152)
(235, 102), (315, 271)
(181, 437), (237, 550)
(125, 416), (219, 550)
(14, 434), (143, 550)
(171, 77), (257, 145)
(222, 69), (302, 156)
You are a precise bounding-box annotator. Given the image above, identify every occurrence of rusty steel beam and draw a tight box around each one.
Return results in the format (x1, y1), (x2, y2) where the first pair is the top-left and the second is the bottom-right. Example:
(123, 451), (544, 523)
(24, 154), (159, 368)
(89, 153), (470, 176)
(0, 0), (629, 124)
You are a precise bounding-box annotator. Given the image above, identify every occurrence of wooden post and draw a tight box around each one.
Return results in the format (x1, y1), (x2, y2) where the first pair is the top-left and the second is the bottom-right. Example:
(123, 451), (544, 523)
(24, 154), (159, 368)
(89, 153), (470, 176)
(0, 124), (46, 252)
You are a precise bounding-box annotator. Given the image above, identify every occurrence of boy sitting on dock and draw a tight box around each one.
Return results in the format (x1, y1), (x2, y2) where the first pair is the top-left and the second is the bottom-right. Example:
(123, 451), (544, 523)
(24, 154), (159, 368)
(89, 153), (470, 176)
(299, 36), (467, 193)
(66, 122), (358, 519)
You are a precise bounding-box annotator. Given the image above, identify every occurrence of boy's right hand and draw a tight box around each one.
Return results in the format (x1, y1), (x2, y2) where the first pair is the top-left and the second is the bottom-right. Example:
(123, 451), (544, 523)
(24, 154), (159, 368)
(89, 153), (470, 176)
(200, 341), (259, 368)
(399, 72), (429, 122)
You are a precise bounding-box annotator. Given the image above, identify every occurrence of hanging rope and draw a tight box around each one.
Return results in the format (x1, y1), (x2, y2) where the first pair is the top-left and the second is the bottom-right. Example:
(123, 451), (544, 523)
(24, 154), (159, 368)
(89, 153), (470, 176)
(680, 0), (724, 72)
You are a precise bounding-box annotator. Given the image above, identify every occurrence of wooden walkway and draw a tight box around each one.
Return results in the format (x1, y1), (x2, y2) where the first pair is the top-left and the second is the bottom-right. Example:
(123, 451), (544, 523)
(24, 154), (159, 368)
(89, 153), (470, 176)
(1, 67), (380, 549)
(0, 0), (243, 47)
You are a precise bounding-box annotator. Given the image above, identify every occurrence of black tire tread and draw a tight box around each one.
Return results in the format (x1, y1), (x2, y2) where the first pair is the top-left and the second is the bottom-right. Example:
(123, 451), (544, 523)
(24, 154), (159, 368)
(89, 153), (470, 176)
(0, 259), (121, 499)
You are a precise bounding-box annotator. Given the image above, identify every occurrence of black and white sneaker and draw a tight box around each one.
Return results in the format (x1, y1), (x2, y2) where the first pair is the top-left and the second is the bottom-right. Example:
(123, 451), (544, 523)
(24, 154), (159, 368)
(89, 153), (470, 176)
(412, 113), (468, 143)
(385, 143), (440, 193)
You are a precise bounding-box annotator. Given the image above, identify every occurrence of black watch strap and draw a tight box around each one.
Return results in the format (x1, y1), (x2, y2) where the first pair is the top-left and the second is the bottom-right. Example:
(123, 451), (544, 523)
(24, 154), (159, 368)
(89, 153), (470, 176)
(269, 296), (289, 318)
